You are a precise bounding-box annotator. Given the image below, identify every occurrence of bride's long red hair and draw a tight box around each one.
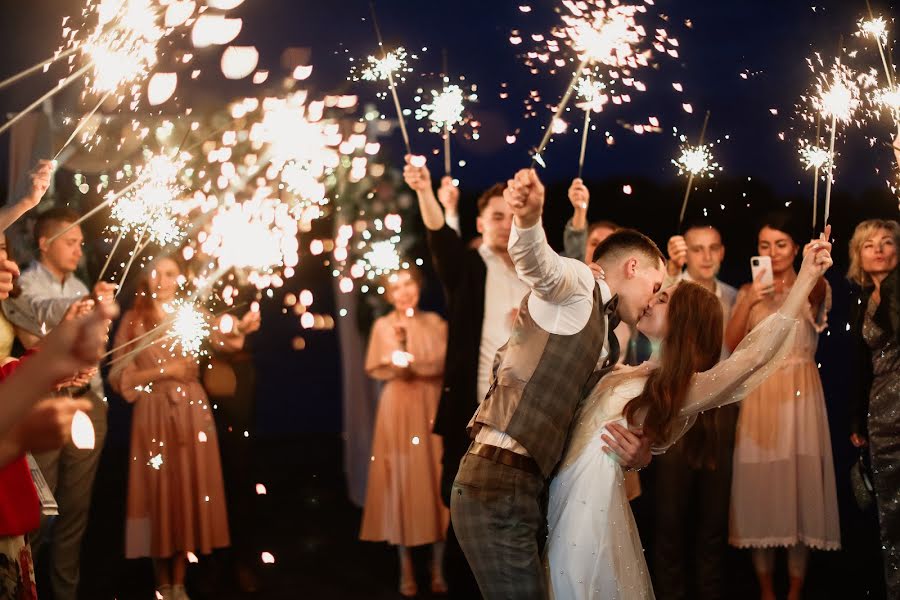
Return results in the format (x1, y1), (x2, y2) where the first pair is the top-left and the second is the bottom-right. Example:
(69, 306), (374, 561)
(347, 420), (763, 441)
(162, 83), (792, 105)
(623, 281), (724, 454)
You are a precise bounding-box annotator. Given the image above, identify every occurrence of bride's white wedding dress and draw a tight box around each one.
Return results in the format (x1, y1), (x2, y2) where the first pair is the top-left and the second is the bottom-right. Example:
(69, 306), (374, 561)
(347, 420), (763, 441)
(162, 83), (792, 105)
(545, 311), (799, 599)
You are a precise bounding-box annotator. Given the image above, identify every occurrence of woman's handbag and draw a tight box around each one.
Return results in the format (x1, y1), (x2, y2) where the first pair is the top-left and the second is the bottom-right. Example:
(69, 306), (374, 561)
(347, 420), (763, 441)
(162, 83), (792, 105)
(850, 447), (876, 511)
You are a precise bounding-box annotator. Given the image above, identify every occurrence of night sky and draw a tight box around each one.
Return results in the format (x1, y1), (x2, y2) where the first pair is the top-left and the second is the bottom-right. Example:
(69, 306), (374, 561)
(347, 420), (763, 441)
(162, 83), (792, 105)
(1, 1), (899, 440)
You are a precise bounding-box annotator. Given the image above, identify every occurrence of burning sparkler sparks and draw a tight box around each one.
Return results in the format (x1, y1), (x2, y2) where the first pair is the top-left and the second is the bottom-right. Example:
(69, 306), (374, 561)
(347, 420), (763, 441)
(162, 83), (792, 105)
(814, 62), (863, 124)
(576, 76), (608, 113)
(799, 142), (832, 171)
(163, 300), (210, 358)
(673, 143), (719, 178)
(357, 47), (412, 83)
(416, 84), (475, 133)
(200, 198), (300, 286)
(110, 151), (187, 245)
(858, 16), (889, 45)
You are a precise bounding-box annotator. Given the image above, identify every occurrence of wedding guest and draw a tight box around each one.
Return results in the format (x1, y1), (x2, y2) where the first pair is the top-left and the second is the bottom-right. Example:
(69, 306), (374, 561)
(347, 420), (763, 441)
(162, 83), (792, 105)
(847, 218), (900, 597)
(726, 212), (840, 600)
(2, 205), (114, 600)
(203, 302), (261, 593)
(654, 220), (738, 600)
(359, 268), (449, 597)
(109, 257), (235, 600)
(404, 158), (525, 598)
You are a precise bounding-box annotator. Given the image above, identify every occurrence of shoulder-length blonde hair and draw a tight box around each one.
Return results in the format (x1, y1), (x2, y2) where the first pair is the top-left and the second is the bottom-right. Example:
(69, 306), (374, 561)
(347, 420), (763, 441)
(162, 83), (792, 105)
(847, 219), (900, 287)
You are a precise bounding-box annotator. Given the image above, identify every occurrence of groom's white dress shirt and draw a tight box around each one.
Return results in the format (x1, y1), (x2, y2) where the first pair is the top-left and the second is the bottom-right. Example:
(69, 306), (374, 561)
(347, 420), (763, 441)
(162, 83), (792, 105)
(476, 218), (611, 456)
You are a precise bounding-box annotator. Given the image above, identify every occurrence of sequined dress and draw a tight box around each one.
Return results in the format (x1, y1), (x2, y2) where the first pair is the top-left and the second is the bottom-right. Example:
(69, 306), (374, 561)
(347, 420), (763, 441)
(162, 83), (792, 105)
(545, 312), (798, 599)
(863, 296), (900, 597)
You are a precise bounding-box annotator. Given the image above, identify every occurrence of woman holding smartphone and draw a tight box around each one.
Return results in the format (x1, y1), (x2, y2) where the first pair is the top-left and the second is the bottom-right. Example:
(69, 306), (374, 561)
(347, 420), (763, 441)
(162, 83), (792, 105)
(725, 212), (840, 600)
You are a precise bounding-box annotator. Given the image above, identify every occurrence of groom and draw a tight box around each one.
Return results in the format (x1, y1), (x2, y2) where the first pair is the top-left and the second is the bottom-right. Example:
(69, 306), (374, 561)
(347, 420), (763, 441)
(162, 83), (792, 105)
(451, 168), (666, 599)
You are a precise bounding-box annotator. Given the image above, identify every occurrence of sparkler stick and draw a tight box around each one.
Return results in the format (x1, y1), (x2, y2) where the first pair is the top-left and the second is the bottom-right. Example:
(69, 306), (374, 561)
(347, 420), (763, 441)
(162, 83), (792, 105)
(52, 92), (112, 162)
(532, 57), (590, 168)
(0, 64), (92, 138)
(46, 177), (141, 244)
(442, 49), (451, 176)
(678, 110), (711, 228)
(114, 228), (149, 298)
(96, 230), (125, 284)
(105, 331), (173, 367)
(823, 112), (838, 226)
(865, 0), (895, 89)
(812, 116), (822, 230)
(577, 110), (591, 179)
(0, 47), (80, 92)
(369, 2), (412, 155)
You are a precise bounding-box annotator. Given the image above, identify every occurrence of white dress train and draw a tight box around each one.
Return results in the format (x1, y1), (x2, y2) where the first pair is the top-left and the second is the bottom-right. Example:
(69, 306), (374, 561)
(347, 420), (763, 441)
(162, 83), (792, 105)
(545, 311), (799, 599)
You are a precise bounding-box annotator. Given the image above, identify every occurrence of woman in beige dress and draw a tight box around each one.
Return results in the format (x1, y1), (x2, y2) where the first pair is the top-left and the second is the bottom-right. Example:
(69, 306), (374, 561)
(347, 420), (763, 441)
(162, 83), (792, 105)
(725, 214), (840, 600)
(109, 257), (257, 600)
(359, 268), (449, 597)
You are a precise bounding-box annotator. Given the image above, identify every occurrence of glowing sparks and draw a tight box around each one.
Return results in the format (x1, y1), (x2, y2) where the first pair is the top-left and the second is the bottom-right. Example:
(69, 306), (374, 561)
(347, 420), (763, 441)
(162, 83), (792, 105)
(814, 63), (862, 124)
(799, 143), (831, 171)
(110, 152), (187, 245)
(576, 76), (608, 112)
(673, 143), (719, 178)
(81, 0), (165, 95)
(249, 93), (341, 204)
(148, 453), (164, 469)
(200, 199), (300, 284)
(163, 300), (209, 357)
(858, 17), (889, 44)
(565, 5), (646, 66)
(416, 84), (475, 132)
(363, 240), (401, 274)
(358, 47), (411, 82)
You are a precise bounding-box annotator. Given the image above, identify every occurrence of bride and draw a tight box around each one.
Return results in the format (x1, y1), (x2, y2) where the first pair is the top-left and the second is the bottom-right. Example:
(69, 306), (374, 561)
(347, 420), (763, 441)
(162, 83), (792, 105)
(545, 227), (833, 599)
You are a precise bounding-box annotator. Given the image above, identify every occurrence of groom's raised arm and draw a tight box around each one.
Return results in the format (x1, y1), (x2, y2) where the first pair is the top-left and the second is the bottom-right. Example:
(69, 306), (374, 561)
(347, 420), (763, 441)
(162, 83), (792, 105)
(505, 169), (594, 308)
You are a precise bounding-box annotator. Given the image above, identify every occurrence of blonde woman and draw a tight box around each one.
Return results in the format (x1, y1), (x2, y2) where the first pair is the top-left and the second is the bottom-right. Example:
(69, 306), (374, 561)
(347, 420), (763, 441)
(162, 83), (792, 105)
(847, 219), (900, 597)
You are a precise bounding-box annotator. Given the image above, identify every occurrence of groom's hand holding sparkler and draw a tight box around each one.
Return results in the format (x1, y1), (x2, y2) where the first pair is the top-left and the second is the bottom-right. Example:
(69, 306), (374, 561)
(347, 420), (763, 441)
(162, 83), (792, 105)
(505, 168), (544, 229)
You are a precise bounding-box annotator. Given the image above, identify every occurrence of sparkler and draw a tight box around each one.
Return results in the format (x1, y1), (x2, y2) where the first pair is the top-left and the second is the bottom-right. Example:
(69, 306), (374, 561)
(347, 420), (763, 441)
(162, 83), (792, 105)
(814, 56), (861, 226)
(676, 110), (713, 227)
(0, 47), (80, 92)
(530, 2), (652, 167)
(417, 83), (472, 175)
(858, 4), (895, 91)
(0, 64), (93, 138)
(575, 76), (608, 178)
(52, 92), (113, 161)
(800, 117), (829, 229)
(164, 300), (210, 358)
(364, 2), (412, 155)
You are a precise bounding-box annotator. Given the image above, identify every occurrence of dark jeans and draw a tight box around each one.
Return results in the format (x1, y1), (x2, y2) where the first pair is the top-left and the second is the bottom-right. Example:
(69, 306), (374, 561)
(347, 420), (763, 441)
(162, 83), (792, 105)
(652, 407), (736, 600)
(450, 452), (547, 600)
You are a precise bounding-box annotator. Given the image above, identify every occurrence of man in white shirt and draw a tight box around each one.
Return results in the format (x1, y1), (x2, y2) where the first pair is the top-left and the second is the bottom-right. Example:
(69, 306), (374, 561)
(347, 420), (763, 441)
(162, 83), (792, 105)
(451, 168), (663, 599)
(653, 220), (740, 600)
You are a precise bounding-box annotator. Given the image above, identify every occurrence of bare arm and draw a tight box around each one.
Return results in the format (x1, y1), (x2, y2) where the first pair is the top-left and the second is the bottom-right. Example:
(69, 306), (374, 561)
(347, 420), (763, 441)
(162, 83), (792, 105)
(0, 160), (52, 233)
(403, 156), (445, 231)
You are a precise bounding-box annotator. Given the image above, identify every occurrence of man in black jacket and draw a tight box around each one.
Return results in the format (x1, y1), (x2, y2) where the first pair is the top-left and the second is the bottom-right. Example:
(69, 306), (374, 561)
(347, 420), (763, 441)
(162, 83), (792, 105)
(405, 159), (526, 598)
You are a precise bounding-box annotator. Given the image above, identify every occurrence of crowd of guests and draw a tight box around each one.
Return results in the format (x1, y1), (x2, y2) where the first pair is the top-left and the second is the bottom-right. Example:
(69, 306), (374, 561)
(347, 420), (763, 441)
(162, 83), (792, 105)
(355, 156), (899, 600)
(0, 161), (262, 600)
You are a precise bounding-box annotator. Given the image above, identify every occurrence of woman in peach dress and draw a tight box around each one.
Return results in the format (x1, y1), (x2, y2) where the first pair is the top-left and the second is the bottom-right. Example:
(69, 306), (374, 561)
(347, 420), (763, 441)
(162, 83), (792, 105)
(359, 269), (449, 597)
(110, 257), (258, 600)
(725, 214), (840, 600)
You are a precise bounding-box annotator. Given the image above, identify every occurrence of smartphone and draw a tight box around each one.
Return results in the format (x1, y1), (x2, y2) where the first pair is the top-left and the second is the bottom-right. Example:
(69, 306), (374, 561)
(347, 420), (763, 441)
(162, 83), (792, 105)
(751, 256), (773, 286)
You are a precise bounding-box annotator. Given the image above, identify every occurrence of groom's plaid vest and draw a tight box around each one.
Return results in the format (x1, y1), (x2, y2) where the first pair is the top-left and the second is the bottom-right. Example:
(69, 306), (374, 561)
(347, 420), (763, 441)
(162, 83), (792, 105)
(468, 283), (616, 478)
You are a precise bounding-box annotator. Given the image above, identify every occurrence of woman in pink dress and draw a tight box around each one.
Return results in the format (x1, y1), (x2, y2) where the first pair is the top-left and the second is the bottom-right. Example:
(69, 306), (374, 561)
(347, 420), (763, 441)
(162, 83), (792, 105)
(725, 214), (840, 600)
(109, 257), (258, 600)
(359, 268), (449, 597)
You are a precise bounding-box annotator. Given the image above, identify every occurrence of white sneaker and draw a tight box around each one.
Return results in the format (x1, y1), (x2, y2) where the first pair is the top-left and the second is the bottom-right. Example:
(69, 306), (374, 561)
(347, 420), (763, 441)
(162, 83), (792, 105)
(172, 584), (192, 600)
